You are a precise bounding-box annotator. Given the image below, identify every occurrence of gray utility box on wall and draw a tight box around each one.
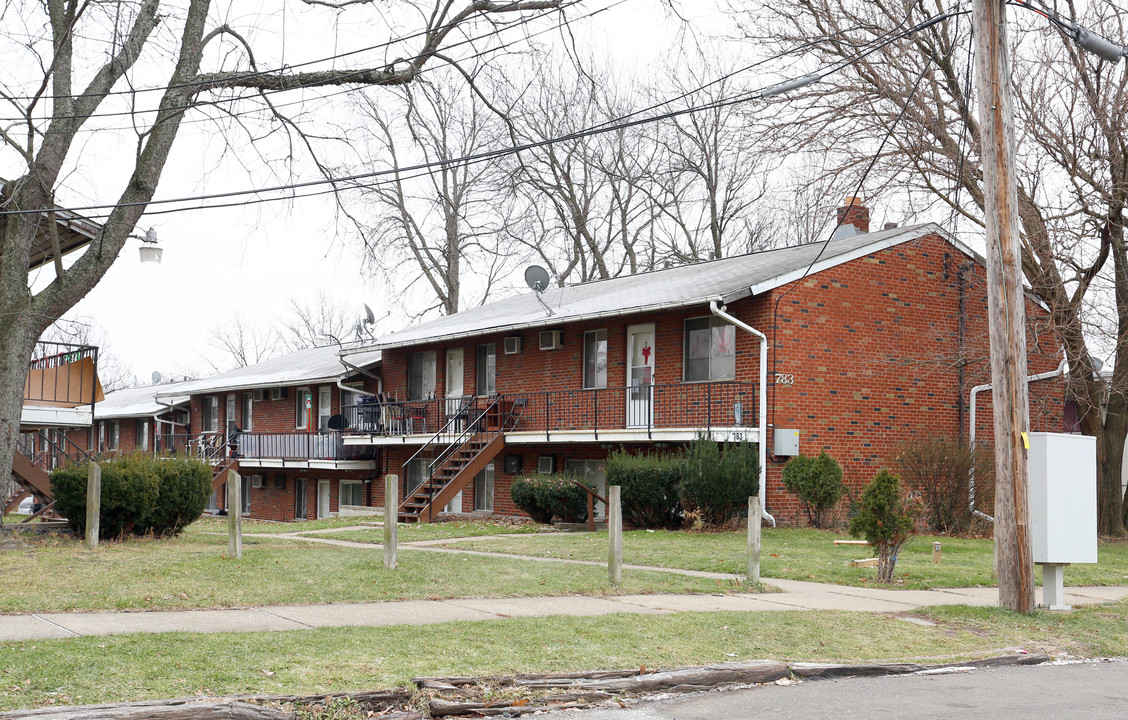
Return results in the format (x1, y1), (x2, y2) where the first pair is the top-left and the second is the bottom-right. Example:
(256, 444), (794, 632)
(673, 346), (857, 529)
(774, 429), (800, 457)
(1028, 432), (1097, 610)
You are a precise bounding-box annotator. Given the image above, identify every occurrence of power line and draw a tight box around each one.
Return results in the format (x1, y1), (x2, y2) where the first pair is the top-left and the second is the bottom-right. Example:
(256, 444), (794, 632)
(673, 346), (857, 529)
(0, 0), (590, 125)
(0, 0), (578, 104)
(1, 7), (965, 220)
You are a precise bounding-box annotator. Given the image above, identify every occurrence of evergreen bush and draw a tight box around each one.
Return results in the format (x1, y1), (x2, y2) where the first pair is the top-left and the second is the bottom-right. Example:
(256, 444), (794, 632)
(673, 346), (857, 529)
(51, 454), (212, 539)
(509, 473), (591, 524)
(606, 448), (681, 529)
(849, 469), (922, 583)
(781, 451), (845, 528)
(678, 434), (760, 527)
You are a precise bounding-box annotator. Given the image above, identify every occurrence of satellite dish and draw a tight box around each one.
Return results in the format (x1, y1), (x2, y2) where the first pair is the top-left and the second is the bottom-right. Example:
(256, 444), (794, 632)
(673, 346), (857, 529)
(151, 371), (162, 385)
(524, 265), (551, 293)
(363, 303), (376, 325)
(327, 414), (349, 431)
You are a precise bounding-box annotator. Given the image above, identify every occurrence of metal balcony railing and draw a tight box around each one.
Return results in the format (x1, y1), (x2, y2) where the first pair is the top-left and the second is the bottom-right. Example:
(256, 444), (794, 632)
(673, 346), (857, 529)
(342, 381), (757, 440)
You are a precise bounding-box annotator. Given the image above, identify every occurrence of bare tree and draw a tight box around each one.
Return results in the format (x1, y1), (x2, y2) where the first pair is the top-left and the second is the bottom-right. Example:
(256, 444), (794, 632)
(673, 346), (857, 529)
(204, 313), (280, 371)
(504, 64), (663, 284)
(40, 318), (135, 392)
(351, 71), (511, 316)
(648, 44), (777, 261)
(0, 0), (567, 522)
(278, 292), (357, 351)
(740, 0), (1128, 534)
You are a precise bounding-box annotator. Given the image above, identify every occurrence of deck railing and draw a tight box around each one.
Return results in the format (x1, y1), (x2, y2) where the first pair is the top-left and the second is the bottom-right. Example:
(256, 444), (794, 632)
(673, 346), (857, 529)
(342, 381), (757, 439)
(23, 341), (100, 411)
(236, 431), (373, 461)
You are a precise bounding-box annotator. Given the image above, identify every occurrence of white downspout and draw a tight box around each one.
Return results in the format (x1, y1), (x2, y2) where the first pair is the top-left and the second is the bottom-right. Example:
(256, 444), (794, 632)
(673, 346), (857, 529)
(710, 300), (776, 527)
(968, 358), (1067, 522)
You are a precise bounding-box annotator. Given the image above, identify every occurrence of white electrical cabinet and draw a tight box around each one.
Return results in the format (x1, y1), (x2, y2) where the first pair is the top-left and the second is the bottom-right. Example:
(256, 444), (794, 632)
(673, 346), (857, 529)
(1027, 432), (1097, 610)
(1028, 432), (1097, 564)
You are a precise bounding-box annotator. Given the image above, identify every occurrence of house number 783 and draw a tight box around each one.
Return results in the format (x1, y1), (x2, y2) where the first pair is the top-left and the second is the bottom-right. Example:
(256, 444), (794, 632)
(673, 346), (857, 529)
(775, 373), (795, 385)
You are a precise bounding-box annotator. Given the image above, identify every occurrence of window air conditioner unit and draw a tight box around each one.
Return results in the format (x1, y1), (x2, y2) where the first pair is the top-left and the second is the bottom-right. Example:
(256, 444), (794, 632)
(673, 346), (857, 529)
(252, 389), (265, 402)
(250, 475), (265, 489)
(270, 387), (286, 401)
(504, 336), (523, 355)
(539, 330), (563, 350)
(537, 455), (555, 474)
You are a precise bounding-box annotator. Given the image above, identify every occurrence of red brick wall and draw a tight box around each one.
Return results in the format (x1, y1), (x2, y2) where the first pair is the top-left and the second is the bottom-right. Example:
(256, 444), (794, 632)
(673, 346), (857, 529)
(375, 233), (1065, 524)
(214, 467), (379, 523)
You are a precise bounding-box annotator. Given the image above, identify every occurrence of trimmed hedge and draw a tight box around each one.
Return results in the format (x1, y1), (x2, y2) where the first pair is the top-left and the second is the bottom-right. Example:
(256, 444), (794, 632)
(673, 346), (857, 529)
(606, 448), (681, 529)
(51, 454), (213, 539)
(510, 474), (592, 523)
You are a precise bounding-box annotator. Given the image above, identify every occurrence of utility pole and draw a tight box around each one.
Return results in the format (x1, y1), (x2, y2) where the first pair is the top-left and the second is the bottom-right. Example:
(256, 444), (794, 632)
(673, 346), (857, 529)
(971, 0), (1034, 612)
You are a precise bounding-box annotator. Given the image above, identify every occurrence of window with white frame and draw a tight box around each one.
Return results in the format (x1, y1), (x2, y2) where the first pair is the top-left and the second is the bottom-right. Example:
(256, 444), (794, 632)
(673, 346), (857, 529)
(202, 396), (219, 432)
(583, 330), (608, 389)
(243, 393), (254, 432)
(476, 344), (496, 395)
(136, 419), (149, 451)
(408, 351), (437, 400)
(340, 481), (364, 507)
(240, 475), (251, 515)
(296, 387), (313, 429)
(107, 420), (119, 450)
(684, 317), (735, 382)
(474, 463), (495, 512)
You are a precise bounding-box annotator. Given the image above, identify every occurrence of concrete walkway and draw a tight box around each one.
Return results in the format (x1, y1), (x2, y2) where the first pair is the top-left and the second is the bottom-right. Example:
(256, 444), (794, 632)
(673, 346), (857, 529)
(4, 578), (1127, 642)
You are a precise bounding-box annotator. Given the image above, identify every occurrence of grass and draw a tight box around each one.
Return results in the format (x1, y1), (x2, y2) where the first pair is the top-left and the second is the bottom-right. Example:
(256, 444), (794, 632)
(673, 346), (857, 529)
(3, 601), (1127, 710)
(437, 528), (1128, 589)
(0, 530), (739, 614)
(186, 516), (553, 541)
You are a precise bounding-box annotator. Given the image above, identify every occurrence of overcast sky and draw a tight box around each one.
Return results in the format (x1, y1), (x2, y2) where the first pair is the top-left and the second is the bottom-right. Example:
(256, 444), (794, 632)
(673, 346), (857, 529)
(18, 0), (738, 385)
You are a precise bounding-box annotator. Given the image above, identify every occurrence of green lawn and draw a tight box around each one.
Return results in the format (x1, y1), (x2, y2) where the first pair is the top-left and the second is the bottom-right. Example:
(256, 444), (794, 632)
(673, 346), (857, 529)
(186, 516), (553, 541)
(7, 602), (1128, 710)
(437, 528), (1128, 589)
(0, 530), (739, 614)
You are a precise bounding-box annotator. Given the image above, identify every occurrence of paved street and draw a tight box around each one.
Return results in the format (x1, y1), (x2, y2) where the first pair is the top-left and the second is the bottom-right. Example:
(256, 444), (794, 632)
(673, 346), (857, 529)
(531, 660), (1128, 719)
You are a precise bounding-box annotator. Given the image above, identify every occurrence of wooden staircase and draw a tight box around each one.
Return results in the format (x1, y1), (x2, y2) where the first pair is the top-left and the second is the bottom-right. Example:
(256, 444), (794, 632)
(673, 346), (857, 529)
(398, 397), (521, 523)
(9, 430), (92, 521)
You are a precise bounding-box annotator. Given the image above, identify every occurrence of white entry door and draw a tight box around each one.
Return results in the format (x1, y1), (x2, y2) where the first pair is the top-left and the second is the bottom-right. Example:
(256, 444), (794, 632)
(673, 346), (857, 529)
(445, 349), (465, 428)
(625, 324), (655, 427)
(317, 480), (331, 519)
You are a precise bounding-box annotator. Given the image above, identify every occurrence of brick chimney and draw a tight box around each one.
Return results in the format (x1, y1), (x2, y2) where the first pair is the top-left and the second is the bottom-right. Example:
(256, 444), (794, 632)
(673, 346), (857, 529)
(836, 196), (870, 234)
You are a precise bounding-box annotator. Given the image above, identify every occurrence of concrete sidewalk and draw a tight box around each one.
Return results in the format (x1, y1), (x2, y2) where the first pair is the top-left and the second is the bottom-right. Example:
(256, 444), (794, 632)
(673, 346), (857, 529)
(4, 579), (1127, 642)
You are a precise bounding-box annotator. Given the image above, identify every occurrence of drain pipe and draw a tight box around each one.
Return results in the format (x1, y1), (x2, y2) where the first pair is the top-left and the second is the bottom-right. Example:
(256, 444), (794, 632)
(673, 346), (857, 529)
(710, 300), (776, 527)
(968, 358), (1067, 522)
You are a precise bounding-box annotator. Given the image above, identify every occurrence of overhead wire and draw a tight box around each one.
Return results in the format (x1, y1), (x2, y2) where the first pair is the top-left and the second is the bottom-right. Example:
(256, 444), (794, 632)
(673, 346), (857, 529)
(1, 6), (968, 221)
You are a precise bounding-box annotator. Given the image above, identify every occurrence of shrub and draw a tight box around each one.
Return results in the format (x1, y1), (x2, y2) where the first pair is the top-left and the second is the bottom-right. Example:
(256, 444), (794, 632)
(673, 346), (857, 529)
(781, 451), (845, 528)
(606, 448), (681, 529)
(896, 437), (994, 535)
(138, 456), (213, 536)
(51, 454), (212, 539)
(849, 469), (922, 583)
(678, 434), (760, 527)
(510, 474), (591, 524)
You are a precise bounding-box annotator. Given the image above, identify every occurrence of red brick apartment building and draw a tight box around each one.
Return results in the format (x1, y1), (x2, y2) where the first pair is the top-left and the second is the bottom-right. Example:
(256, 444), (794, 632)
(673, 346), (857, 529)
(155, 345), (383, 522)
(87, 382), (191, 456)
(341, 204), (1065, 525)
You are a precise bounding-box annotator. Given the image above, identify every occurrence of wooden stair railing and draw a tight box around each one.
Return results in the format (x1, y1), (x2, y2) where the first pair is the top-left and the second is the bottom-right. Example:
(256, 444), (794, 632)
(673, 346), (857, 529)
(398, 397), (524, 523)
(9, 430), (95, 519)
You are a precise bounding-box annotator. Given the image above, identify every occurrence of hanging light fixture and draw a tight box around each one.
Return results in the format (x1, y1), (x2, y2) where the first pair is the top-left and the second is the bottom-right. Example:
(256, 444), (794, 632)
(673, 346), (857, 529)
(137, 227), (162, 264)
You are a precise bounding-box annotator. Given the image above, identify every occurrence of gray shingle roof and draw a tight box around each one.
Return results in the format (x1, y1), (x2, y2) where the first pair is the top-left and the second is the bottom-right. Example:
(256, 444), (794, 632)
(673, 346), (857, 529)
(350, 223), (959, 352)
(156, 344), (382, 398)
(95, 383), (190, 419)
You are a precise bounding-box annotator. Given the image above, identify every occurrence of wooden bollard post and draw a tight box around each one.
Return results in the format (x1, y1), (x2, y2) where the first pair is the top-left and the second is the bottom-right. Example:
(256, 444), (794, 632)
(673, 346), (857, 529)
(227, 470), (242, 559)
(747, 495), (762, 585)
(384, 474), (398, 570)
(608, 485), (622, 586)
(85, 462), (101, 550)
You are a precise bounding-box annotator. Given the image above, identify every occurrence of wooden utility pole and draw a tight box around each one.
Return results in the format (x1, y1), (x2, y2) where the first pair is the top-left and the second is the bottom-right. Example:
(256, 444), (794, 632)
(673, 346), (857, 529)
(971, 0), (1034, 612)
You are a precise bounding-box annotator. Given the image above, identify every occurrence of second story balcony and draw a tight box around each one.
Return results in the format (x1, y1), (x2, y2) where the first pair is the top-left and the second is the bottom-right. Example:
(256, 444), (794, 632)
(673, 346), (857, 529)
(341, 381), (759, 446)
(21, 342), (103, 430)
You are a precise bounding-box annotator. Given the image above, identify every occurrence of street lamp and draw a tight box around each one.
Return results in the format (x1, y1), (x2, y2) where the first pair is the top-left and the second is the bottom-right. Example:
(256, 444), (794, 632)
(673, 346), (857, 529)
(135, 228), (162, 264)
